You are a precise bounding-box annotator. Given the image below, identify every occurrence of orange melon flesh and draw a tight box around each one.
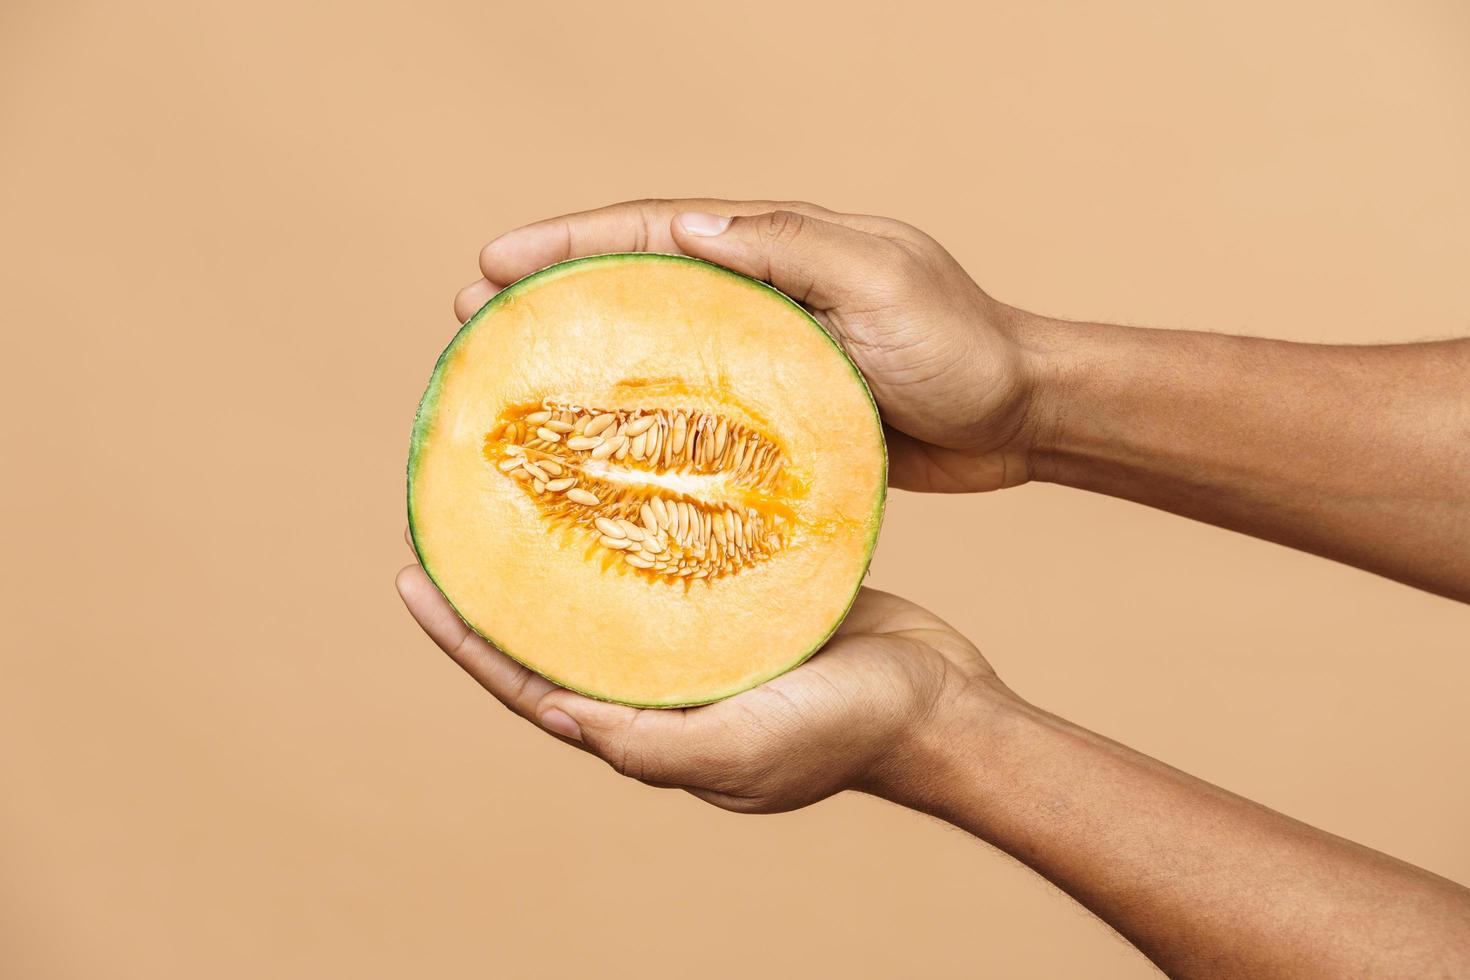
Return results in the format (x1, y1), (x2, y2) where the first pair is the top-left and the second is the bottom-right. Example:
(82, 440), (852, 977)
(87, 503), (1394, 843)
(408, 254), (886, 706)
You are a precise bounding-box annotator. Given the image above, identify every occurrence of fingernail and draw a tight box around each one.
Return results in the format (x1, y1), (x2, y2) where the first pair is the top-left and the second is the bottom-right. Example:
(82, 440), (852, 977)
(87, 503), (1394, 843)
(677, 212), (732, 237)
(540, 708), (582, 742)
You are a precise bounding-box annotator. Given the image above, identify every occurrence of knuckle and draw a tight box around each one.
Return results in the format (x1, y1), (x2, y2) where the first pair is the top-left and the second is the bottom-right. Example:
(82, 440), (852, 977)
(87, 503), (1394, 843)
(625, 196), (665, 215)
(888, 236), (928, 269)
(757, 209), (808, 247)
(505, 667), (534, 703)
(889, 218), (933, 245)
(880, 240), (932, 290)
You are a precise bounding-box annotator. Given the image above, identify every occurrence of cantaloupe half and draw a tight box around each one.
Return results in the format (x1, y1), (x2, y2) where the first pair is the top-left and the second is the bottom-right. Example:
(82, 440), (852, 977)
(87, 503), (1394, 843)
(408, 254), (886, 706)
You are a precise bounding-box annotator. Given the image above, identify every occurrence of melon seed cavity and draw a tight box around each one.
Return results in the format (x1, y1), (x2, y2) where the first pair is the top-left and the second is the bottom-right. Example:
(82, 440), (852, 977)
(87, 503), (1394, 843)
(485, 402), (790, 584)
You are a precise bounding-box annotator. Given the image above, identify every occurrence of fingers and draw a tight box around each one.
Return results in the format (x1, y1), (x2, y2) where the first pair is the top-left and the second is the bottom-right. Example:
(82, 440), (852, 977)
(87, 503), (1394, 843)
(536, 683), (787, 793)
(396, 562), (719, 782)
(669, 208), (899, 311)
(395, 564), (559, 721)
(474, 199), (857, 288)
(452, 278), (498, 323)
(478, 200), (671, 286)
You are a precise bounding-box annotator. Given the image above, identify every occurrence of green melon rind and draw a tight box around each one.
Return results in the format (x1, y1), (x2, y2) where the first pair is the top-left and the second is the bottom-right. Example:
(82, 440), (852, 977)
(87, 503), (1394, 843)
(407, 252), (887, 708)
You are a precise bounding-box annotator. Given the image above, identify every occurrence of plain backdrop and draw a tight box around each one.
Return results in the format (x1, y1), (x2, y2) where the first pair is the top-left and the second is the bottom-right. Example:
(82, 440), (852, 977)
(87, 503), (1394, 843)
(3, 2), (1468, 977)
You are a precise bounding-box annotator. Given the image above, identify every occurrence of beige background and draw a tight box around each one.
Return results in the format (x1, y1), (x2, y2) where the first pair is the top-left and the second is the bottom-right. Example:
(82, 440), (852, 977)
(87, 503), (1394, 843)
(3, 1), (1468, 977)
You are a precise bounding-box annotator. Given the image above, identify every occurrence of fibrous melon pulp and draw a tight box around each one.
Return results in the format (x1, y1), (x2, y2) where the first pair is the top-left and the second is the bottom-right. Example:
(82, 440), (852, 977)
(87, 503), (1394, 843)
(408, 254), (885, 706)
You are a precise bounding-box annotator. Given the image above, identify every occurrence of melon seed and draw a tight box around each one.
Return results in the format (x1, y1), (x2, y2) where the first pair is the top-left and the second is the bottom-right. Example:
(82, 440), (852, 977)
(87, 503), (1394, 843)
(623, 416), (655, 437)
(591, 435), (625, 460)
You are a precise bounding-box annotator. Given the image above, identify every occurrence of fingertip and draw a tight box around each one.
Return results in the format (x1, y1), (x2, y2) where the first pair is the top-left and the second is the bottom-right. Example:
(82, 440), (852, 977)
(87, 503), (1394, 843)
(476, 233), (524, 287)
(395, 563), (426, 600)
(452, 278), (497, 323)
(478, 222), (570, 287)
(396, 565), (448, 623)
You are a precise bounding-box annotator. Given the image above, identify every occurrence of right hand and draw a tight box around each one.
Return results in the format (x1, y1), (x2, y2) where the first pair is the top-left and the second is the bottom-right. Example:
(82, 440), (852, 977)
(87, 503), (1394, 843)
(453, 199), (1048, 493)
(399, 563), (1011, 814)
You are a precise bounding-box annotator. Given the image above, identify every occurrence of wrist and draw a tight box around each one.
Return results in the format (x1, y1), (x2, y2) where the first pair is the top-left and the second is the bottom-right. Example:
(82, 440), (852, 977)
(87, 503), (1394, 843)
(1003, 306), (1153, 487)
(857, 671), (1029, 814)
(1001, 306), (1087, 482)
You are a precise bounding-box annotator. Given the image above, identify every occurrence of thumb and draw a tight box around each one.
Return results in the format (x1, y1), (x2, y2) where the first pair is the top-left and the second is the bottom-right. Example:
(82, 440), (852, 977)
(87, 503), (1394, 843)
(670, 209), (889, 310)
(535, 690), (697, 784)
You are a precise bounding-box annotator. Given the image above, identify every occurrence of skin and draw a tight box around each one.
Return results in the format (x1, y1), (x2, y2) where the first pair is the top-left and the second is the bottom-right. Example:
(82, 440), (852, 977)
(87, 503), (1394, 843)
(401, 199), (1470, 978)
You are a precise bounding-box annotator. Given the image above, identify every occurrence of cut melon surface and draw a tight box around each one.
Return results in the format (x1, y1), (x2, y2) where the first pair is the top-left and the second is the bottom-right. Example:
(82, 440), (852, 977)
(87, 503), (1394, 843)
(408, 254), (886, 706)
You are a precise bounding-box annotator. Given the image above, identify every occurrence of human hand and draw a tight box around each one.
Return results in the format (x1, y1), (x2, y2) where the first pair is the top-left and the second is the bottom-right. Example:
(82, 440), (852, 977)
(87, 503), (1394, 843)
(396, 562), (1010, 813)
(453, 199), (1046, 493)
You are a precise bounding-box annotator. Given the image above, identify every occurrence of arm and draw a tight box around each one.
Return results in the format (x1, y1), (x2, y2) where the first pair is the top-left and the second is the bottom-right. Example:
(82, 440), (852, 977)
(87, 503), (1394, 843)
(397, 573), (1470, 979)
(422, 199), (1470, 974)
(873, 680), (1470, 980)
(1020, 319), (1470, 601)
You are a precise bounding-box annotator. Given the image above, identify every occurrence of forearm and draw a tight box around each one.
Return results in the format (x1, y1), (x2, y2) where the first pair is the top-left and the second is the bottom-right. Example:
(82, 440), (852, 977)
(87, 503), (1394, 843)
(1011, 313), (1470, 601)
(868, 681), (1470, 979)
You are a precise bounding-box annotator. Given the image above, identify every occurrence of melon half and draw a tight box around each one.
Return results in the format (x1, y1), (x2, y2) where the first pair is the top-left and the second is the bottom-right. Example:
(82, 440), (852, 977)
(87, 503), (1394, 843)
(407, 254), (886, 706)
